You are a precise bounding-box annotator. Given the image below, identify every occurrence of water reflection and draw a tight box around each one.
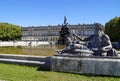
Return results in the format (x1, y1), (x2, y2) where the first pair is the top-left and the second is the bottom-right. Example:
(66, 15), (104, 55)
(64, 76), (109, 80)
(0, 45), (65, 56)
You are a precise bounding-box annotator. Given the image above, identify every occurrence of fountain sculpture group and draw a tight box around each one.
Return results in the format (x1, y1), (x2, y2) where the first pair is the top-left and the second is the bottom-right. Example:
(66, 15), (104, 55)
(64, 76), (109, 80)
(51, 17), (120, 76)
(57, 17), (118, 57)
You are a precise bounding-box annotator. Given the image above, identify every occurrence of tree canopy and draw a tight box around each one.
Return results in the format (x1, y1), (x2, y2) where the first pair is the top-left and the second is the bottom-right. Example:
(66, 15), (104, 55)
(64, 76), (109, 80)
(105, 17), (120, 42)
(0, 23), (22, 41)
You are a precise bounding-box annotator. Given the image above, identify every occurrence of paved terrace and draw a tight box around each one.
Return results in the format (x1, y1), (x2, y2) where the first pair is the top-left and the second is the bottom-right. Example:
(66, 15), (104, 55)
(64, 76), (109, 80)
(0, 41), (49, 46)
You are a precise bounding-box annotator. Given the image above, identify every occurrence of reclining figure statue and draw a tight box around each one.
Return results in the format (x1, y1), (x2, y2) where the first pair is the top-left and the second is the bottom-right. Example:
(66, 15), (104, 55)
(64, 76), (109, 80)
(56, 24), (118, 56)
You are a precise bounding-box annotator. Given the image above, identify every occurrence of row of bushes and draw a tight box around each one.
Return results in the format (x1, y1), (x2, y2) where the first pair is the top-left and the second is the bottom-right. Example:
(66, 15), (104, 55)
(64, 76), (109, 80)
(0, 23), (22, 41)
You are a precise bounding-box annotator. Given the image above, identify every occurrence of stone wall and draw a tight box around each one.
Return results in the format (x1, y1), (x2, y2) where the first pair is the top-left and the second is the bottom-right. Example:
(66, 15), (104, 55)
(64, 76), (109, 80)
(51, 56), (120, 76)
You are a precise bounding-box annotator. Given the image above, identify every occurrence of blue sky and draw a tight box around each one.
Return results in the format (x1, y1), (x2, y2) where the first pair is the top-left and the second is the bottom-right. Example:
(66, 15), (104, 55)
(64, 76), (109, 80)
(0, 0), (120, 27)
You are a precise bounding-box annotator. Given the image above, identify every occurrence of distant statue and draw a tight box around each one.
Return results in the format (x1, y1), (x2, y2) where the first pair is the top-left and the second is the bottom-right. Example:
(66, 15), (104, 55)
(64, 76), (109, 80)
(57, 16), (70, 45)
(57, 23), (118, 56)
(64, 16), (67, 25)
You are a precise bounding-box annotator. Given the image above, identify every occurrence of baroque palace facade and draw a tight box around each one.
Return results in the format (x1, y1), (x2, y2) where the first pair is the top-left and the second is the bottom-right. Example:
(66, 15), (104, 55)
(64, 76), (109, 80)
(22, 23), (102, 41)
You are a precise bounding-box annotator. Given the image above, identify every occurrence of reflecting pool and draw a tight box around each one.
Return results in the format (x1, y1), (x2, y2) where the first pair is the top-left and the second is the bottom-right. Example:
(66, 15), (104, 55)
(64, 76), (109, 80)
(0, 45), (65, 56)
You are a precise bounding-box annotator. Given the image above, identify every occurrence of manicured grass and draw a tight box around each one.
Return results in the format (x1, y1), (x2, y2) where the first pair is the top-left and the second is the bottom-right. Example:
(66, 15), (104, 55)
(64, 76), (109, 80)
(0, 63), (120, 81)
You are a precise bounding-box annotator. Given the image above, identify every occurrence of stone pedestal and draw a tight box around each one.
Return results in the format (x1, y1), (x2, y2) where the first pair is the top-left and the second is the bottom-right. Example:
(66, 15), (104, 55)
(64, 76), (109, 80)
(51, 56), (120, 76)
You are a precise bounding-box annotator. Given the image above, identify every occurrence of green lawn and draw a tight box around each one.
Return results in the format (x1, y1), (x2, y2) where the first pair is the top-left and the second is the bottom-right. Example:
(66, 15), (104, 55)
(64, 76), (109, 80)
(0, 63), (120, 81)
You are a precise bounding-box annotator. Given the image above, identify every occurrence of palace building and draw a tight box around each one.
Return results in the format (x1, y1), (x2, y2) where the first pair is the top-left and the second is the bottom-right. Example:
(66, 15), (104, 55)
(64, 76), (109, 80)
(22, 23), (102, 41)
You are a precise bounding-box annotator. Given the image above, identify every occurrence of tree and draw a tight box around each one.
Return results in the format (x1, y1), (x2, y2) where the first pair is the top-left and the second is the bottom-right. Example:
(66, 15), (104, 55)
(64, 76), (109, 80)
(0, 23), (22, 41)
(105, 17), (120, 42)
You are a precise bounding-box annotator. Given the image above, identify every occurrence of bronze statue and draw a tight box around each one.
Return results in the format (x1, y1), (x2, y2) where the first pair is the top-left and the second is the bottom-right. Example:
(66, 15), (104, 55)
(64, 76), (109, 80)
(64, 16), (67, 25)
(57, 16), (70, 45)
(57, 23), (118, 56)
